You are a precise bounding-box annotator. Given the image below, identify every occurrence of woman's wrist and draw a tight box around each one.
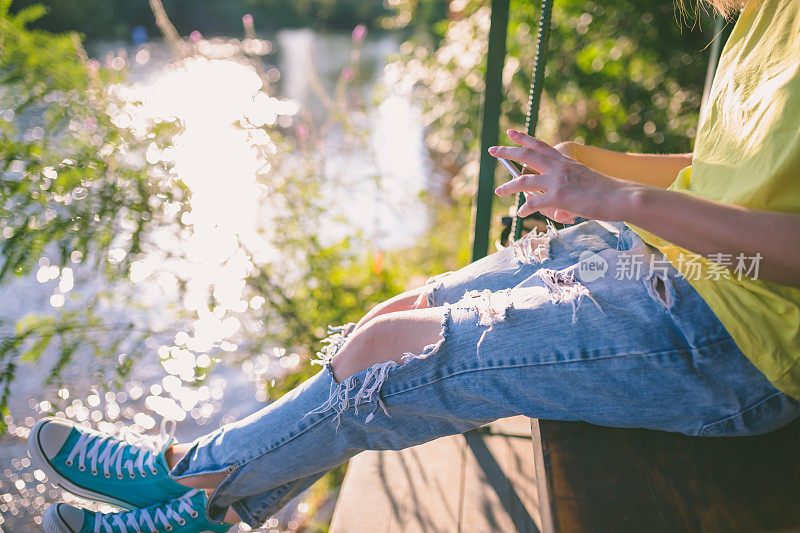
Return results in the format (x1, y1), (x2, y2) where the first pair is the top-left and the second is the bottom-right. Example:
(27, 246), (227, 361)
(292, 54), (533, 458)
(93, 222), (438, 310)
(614, 182), (657, 223)
(555, 141), (580, 162)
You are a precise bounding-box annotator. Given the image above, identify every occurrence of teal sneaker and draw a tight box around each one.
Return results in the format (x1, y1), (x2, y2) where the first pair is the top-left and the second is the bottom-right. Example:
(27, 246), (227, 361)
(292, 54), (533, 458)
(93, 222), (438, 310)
(29, 417), (190, 509)
(41, 489), (231, 532)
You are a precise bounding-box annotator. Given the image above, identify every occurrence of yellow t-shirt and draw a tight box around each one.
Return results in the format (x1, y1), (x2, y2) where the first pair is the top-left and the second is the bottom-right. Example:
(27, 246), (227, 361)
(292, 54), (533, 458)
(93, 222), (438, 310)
(630, 0), (800, 400)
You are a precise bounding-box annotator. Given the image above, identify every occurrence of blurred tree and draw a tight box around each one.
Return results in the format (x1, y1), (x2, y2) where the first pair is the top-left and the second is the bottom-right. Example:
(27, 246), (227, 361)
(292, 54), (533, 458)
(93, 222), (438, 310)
(387, 0), (721, 202)
(0, 0), (443, 427)
(0, 0), (183, 417)
(8, 0), (155, 40)
(12, 0), (394, 41)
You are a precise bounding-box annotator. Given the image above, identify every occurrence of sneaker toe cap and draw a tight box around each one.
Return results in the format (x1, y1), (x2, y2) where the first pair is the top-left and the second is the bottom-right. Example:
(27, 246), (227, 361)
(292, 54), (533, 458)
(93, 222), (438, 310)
(43, 503), (85, 533)
(32, 418), (74, 459)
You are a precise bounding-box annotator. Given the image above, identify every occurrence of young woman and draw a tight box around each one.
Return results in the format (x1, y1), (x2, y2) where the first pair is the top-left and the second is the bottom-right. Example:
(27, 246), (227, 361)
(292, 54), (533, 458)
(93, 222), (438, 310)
(29, 0), (800, 531)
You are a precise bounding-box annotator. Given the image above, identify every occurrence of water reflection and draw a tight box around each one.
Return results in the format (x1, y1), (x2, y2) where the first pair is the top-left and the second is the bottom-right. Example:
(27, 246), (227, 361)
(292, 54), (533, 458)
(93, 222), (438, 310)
(1, 29), (428, 532)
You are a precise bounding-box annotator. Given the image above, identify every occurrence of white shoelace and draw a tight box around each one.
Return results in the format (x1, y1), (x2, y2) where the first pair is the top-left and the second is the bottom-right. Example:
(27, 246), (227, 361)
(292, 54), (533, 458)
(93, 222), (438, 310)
(65, 419), (176, 480)
(93, 489), (200, 533)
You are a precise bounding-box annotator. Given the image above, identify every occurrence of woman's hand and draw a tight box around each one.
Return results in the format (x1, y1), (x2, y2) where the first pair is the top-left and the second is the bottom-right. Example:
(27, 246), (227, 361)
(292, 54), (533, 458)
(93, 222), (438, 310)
(490, 130), (639, 223)
(488, 130), (800, 287)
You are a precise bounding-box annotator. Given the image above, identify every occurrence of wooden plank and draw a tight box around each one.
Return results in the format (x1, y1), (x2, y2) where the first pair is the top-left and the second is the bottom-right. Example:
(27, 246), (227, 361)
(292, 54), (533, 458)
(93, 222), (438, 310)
(531, 420), (554, 533)
(330, 416), (539, 533)
(532, 418), (800, 532)
(461, 417), (541, 532)
(330, 430), (465, 533)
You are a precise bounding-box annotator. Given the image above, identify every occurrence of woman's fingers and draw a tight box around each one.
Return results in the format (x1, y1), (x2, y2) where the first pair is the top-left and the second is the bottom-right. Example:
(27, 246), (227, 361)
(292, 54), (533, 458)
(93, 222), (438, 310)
(507, 130), (572, 162)
(488, 146), (553, 174)
(551, 209), (576, 224)
(517, 193), (551, 218)
(517, 201), (576, 222)
(494, 173), (547, 197)
(539, 208), (558, 219)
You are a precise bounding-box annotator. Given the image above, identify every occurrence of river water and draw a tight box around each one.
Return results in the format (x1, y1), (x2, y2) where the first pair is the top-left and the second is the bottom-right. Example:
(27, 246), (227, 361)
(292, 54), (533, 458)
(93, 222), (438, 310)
(0, 29), (430, 532)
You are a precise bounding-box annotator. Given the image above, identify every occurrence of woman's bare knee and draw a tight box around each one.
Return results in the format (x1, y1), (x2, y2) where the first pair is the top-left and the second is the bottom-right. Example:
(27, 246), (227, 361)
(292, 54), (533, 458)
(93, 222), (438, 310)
(332, 307), (445, 381)
(354, 286), (429, 330)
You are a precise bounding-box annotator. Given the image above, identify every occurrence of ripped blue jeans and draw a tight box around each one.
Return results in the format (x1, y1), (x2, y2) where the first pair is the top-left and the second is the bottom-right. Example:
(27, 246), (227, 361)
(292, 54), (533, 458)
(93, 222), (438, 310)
(169, 220), (800, 527)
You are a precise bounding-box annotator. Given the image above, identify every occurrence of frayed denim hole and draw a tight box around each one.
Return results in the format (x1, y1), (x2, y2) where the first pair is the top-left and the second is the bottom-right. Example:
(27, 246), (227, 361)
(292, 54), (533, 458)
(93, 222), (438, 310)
(306, 359), (407, 427)
(311, 323), (356, 366)
(454, 290), (513, 358)
(537, 268), (603, 323)
(370, 306), (453, 399)
(512, 225), (556, 266)
(643, 272), (676, 312)
(419, 272), (452, 308)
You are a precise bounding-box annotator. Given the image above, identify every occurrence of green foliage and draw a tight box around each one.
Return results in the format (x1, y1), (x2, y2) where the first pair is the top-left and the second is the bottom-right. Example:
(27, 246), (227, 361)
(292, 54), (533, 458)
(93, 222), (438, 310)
(0, 1), (438, 430)
(0, 1), (184, 423)
(388, 0), (718, 202)
(10, 0), (392, 40)
(0, 0), (179, 283)
(242, 0), (391, 30)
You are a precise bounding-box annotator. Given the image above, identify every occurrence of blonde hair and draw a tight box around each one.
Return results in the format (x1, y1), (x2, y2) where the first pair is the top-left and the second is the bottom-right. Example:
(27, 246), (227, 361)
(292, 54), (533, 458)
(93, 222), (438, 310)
(704, 0), (746, 17)
(678, 0), (747, 19)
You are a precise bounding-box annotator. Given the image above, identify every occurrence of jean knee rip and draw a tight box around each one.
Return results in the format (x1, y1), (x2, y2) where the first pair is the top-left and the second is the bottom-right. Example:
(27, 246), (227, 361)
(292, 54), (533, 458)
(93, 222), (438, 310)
(512, 224), (558, 265)
(311, 322), (356, 366)
(419, 272), (452, 308)
(457, 289), (513, 357)
(537, 268), (602, 323)
(307, 308), (451, 427)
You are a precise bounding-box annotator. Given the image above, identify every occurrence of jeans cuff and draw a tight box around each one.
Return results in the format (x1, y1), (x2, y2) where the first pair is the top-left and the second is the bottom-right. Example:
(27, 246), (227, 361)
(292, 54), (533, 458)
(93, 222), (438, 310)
(168, 437), (235, 524)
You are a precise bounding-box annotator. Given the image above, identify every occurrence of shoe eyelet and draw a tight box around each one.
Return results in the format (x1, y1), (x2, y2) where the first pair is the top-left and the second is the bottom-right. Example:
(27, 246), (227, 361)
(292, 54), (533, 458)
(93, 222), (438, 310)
(177, 519), (186, 525)
(165, 526), (173, 532)
(129, 473), (136, 479)
(190, 512), (198, 518)
(151, 469), (158, 475)
(140, 471), (146, 477)
(64, 460), (73, 467)
(117, 474), (124, 479)
(104, 473), (110, 479)
(91, 469), (98, 475)
(78, 465), (86, 471)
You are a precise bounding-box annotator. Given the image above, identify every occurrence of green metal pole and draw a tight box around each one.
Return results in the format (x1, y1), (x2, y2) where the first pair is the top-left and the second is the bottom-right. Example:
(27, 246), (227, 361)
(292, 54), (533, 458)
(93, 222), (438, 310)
(511, 0), (554, 242)
(471, 0), (510, 262)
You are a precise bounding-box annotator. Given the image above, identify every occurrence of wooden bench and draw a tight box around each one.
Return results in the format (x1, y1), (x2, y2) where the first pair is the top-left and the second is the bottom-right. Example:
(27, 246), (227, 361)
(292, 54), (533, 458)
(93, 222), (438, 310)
(330, 416), (800, 532)
(533, 418), (800, 532)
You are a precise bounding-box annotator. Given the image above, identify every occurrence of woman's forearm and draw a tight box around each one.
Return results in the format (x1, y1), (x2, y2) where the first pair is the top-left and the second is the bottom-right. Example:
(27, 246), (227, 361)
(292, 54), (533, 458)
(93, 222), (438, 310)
(623, 185), (800, 287)
(492, 131), (800, 287)
(567, 143), (693, 188)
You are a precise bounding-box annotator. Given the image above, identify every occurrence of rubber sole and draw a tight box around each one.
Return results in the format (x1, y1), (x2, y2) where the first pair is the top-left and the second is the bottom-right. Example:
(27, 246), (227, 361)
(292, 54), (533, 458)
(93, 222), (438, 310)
(42, 504), (77, 533)
(28, 418), (136, 510)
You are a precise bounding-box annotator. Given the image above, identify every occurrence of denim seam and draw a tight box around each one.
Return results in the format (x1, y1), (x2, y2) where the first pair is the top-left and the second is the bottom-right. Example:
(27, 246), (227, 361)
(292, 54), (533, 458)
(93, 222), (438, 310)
(230, 499), (259, 528)
(246, 482), (296, 521)
(699, 390), (784, 436)
(380, 336), (738, 399)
